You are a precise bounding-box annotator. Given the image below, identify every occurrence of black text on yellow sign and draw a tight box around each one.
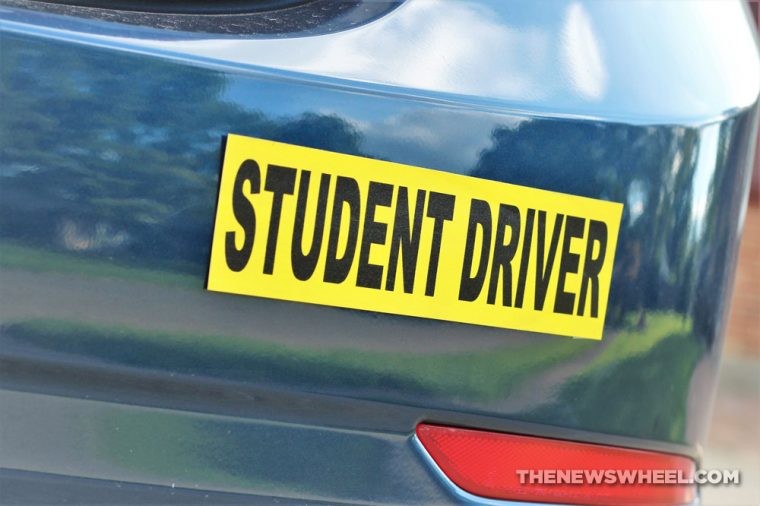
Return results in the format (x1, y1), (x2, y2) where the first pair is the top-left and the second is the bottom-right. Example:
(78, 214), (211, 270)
(208, 135), (623, 340)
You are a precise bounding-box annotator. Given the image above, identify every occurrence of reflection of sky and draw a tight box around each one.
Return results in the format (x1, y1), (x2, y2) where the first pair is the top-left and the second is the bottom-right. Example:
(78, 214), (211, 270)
(216, 0), (555, 102)
(3, 0), (757, 123)
(691, 123), (720, 227)
(691, 123), (721, 236)
(561, 3), (607, 101)
(627, 180), (646, 226)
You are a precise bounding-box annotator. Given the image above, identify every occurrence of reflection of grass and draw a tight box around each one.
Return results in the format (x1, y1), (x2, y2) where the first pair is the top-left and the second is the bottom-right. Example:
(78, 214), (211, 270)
(0, 242), (197, 288)
(581, 312), (691, 373)
(2, 318), (594, 402)
(529, 312), (702, 442)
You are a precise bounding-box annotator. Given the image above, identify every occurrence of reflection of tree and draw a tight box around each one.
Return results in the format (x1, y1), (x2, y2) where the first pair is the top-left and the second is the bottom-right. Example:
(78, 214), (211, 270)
(2, 33), (751, 345)
(691, 114), (757, 345)
(473, 120), (700, 326)
(0, 35), (362, 276)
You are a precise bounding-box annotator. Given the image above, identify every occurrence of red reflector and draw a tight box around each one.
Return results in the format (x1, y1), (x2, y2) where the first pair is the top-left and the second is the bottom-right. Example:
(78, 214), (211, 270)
(416, 424), (696, 506)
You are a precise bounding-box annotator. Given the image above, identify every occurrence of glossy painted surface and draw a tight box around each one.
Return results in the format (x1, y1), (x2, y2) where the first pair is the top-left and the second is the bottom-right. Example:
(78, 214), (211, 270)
(0, 1), (758, 503)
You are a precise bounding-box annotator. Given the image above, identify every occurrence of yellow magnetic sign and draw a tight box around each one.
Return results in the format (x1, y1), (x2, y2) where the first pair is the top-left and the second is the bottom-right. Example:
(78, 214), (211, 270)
(208, 134), (623, 340)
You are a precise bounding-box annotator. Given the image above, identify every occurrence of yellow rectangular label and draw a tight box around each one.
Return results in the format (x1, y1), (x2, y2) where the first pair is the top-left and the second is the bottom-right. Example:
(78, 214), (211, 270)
(208, 134), (623, 340)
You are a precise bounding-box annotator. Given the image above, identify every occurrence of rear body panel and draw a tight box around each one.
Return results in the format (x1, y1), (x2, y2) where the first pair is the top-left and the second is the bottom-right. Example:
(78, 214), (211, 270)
(1, 1), (758, 503)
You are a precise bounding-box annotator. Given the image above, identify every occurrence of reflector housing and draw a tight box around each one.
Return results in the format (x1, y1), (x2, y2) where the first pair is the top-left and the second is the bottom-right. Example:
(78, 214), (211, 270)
(416, 424), (696, 506)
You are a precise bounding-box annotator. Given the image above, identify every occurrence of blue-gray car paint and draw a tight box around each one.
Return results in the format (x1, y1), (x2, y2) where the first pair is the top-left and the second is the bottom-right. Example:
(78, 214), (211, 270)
(0, 1), (758, 503)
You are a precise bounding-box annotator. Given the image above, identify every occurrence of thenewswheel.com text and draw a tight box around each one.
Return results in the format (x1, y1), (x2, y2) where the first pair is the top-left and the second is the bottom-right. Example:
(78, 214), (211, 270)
(516, 469), (740, 485)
